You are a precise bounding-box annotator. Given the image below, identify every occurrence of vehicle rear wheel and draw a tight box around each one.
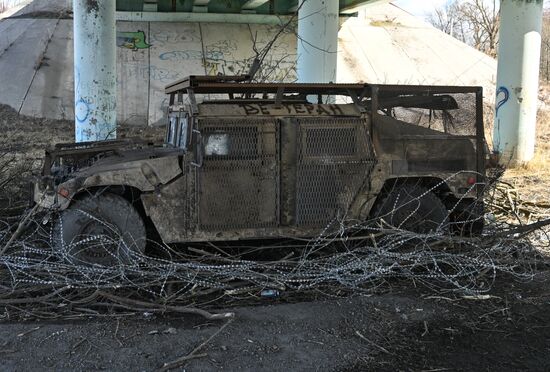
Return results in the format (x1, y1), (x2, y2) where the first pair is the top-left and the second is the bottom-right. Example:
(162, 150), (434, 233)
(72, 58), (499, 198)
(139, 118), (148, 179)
(371, 184), (449, 234)
(450, 199), (484, 236)
(54, 193), (146, 266)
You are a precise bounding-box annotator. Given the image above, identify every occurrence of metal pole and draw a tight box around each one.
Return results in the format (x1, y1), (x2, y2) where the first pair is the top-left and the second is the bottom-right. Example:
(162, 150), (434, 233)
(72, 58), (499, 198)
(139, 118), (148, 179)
(494, 0), (544, 166)
(73, 0), (117, 142)
(296, 0), (339, 84)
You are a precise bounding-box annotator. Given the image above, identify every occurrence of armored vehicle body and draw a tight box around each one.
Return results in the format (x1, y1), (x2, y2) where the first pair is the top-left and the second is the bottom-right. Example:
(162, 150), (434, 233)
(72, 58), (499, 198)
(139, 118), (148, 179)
(34, 75), (487, 265)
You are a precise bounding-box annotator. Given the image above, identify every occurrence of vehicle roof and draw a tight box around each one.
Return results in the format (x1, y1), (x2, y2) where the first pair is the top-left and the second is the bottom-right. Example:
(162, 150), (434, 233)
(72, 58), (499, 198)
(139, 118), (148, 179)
(165, 75), (483, 97)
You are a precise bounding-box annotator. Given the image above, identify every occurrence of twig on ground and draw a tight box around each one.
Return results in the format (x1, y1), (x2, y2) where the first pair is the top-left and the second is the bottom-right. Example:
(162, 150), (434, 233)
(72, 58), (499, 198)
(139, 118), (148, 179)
(16, 326), (41, 338)
(422, 321), (429, 337)
(355, 330), (391, 355)
(159, 318), (234, 371)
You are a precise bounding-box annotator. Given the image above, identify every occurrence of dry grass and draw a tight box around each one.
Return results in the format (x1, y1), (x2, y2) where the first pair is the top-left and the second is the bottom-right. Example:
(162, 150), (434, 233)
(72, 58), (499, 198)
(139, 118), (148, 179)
(509, 109), (550, 171)
(501, 108), (550, 201)
(370, 18), (401, 27)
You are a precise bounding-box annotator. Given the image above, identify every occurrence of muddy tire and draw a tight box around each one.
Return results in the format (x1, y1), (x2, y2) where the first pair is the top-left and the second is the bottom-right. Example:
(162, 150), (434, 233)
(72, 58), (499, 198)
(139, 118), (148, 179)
(371, 184), (449, 234)
(53, 193), (146, 266)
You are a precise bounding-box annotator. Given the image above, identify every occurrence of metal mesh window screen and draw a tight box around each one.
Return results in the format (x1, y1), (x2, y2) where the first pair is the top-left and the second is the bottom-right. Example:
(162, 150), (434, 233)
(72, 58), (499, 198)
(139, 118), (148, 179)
(295, 118), (376, 226)
(392, 93), (477, 136)
(305, 128), (356, 157)
(197, 118), (279, 231)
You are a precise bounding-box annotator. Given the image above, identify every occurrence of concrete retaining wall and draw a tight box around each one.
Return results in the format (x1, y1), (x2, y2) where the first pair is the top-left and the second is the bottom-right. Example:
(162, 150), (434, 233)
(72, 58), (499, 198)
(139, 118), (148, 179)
(0, 3), (497, 127)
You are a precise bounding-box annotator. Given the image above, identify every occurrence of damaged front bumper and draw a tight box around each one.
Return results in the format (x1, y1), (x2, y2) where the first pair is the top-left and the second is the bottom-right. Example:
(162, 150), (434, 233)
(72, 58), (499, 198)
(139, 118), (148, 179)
(32, 180), (57, 209)
(32, 178), (72, 210)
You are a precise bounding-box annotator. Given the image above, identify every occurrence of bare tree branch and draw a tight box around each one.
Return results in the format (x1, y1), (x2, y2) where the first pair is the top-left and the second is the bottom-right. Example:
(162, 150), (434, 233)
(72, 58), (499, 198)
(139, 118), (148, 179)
(427, 0), (500, 57)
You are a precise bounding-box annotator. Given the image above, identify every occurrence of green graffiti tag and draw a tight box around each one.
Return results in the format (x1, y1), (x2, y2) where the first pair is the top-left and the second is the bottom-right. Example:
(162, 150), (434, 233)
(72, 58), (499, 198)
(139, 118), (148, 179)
(116, 30), (151, 50)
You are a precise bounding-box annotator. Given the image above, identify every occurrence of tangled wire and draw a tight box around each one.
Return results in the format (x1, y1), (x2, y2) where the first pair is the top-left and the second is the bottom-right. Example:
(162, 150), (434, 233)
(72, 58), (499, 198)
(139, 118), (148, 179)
(1, 174), (549, 321)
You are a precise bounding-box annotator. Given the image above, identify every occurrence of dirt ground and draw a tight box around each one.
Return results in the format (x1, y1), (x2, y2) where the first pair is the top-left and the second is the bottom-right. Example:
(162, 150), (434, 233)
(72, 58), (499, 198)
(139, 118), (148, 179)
(1, 274), (549, 372)
(2, 104), (550, 371)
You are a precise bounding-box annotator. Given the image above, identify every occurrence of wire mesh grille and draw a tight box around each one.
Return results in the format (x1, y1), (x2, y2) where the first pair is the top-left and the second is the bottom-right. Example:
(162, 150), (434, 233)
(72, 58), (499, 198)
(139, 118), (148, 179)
(197, 118), (279, 231)
(295, 118), (376, 226)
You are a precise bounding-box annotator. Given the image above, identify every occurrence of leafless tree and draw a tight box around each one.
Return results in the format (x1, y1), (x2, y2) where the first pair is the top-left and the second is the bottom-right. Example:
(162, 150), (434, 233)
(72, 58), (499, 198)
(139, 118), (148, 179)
(428, 0), (500, 57)
(540, 11), (550, 82)
(427, 1), (465, 41)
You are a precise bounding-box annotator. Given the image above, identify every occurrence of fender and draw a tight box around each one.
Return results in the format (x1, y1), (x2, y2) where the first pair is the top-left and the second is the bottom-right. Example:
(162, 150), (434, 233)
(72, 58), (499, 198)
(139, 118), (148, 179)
(38, 155), (182, 210)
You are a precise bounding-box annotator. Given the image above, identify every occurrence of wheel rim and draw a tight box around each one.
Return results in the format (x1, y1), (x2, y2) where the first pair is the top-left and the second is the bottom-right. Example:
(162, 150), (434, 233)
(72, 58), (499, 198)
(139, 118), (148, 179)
(71, 220), (125, 265)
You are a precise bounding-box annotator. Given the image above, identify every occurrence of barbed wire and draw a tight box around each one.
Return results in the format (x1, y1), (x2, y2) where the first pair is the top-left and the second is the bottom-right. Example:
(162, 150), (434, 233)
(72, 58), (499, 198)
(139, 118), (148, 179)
(0, 173), (549, 321)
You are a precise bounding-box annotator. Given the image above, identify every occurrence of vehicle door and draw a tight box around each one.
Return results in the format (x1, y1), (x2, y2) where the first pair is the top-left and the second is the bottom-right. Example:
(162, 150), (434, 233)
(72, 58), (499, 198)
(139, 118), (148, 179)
(281, 117), (376, 227)
(195, 118), (279, 231)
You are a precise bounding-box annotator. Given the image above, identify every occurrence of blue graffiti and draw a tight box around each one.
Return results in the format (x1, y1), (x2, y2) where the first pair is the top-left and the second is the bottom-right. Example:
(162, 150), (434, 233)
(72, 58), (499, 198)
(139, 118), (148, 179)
(160, 50), (199, 61)
(148, 66), (180, 82)
(75, 97), (91, 123)
(159, 50), (224, 61)
(496, 86), (509, 116)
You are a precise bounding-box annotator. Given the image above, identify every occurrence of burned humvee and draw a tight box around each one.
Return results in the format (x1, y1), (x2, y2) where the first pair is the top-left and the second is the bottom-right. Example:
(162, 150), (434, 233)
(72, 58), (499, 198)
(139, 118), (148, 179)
(34, 75), (487, 265)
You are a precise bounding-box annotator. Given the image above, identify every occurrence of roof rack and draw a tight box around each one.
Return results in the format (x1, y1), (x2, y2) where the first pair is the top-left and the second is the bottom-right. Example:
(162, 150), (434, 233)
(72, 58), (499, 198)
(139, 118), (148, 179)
(164, 75), (483, 114)
(165, 75), (374, 112)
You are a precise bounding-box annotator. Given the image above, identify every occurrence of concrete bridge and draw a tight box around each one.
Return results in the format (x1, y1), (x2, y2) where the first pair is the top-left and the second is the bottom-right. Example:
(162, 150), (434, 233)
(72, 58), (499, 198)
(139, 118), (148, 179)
(0, 0), (544, 166)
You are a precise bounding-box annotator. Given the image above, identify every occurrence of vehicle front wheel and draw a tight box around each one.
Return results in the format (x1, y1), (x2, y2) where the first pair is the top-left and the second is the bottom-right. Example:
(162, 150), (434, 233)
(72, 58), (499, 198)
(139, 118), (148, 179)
(54, 193), (146, 266)
(371, 184), (449, 234)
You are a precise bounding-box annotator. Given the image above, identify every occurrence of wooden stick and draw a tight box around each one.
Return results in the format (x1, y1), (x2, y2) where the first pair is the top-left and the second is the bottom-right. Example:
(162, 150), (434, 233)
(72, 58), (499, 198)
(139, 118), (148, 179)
(0, 204), (39, 256)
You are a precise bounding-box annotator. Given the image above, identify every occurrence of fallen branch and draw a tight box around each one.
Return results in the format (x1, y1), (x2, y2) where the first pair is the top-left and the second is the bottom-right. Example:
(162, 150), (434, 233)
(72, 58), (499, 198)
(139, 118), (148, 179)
(97, 291), (235, 321)
(0, 204), (39, 255)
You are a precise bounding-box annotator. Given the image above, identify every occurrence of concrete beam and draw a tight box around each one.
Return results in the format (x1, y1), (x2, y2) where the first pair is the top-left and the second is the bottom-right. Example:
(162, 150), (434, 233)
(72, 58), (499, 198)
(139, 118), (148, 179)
(340, 0), (392, 13)
(73, 0), (117, 142)
(116, 11), (287, 25)
(143, 1), (158, 12)
(242, 0), (269, 11)
(494, 0), (544, 166)
(193, 0), (209, 12)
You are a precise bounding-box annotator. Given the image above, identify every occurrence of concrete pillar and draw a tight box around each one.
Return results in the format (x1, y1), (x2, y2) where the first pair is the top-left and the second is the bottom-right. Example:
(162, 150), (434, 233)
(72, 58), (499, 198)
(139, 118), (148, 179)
(296, 0), (339, 84)
(494, 0), (544, 166)
(73, 0), (117, 142)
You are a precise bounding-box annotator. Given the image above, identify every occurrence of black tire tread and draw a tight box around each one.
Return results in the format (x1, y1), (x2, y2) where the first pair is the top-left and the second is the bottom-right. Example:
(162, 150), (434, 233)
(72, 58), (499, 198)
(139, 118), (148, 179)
(371, 183), (449, 234)
(53, 192), (146, 265)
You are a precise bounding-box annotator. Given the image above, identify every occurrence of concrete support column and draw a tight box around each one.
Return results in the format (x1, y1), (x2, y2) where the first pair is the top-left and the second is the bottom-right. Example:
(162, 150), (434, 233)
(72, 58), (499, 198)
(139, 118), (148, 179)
(73, 0), (116, 142)
(494, 0), (544, 166)
(296, 0), (339, 84)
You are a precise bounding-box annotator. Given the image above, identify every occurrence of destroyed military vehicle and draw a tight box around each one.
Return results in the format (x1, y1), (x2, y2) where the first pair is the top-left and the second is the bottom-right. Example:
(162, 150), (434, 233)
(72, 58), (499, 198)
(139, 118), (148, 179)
(33, 75), (488, 265)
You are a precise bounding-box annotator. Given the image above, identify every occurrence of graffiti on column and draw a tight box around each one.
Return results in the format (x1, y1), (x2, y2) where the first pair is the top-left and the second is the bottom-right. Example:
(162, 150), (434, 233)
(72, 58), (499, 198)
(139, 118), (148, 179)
(75, 67), (117, 141)
(75, 97), (91, 123)
(117, 31), (151, 50)
(496, 86), (510, 116)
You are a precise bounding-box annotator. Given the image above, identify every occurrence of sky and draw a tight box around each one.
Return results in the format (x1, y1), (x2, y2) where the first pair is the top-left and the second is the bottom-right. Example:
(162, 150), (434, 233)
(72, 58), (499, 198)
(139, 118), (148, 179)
(393, 0), (448, 16)
(393, 0), (550, 17)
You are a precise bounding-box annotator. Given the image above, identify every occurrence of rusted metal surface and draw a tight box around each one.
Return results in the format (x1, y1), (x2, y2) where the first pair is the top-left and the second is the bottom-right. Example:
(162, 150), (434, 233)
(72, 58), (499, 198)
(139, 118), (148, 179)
(293, 117), (375, 226)
(34, 76), (487, 244)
